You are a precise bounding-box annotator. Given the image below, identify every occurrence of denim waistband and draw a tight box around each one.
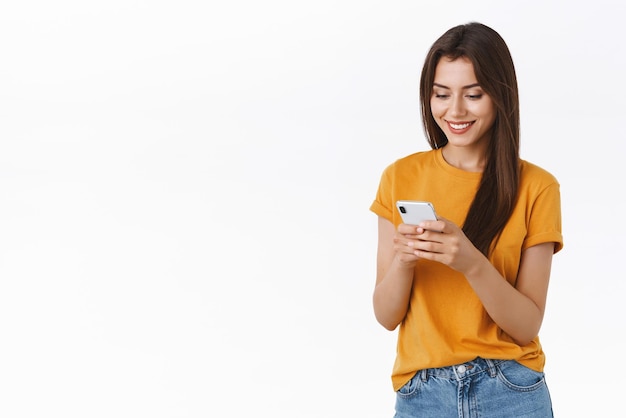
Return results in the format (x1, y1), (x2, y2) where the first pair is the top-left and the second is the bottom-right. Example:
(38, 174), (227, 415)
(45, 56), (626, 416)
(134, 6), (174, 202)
(417, 358), (506, 382)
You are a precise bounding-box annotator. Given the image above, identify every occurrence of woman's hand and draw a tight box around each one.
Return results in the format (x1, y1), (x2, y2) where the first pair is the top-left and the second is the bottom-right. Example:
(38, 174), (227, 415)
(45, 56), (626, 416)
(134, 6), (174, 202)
(406, 217), (484, 275)
(392, 223), (431, 267)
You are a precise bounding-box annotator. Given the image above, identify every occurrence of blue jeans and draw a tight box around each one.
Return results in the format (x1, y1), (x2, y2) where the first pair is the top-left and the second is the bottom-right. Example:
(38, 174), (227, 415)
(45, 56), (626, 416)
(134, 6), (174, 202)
(394, 358), (553, 417)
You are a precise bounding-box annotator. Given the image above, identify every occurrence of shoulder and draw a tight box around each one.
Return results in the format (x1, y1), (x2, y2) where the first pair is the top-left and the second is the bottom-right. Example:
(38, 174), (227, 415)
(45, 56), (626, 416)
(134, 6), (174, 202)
(383, 150), (435, 173)
(519, 159), (559, 189)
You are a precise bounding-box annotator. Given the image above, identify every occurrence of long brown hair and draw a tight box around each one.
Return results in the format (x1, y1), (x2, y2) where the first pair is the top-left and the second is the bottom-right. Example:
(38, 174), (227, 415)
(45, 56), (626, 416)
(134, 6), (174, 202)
(419, 22), (520, 256)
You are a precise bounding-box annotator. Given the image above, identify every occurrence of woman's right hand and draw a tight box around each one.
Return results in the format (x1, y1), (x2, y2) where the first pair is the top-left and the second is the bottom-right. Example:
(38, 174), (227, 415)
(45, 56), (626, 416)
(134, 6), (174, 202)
(393, 223), (427, 267)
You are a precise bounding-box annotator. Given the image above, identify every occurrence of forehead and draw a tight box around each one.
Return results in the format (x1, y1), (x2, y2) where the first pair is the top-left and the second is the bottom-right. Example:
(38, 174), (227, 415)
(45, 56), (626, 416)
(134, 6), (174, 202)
(433, 56), (478, 86)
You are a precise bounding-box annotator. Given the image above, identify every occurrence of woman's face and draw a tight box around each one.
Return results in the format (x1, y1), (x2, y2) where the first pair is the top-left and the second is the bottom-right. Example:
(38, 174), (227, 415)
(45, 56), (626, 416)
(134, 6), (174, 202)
(430, 56), (496, 151)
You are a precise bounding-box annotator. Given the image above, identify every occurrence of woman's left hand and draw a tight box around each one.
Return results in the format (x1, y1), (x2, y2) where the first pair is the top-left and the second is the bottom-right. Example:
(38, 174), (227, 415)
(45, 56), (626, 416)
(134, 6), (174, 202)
(408, 217), (485, 275)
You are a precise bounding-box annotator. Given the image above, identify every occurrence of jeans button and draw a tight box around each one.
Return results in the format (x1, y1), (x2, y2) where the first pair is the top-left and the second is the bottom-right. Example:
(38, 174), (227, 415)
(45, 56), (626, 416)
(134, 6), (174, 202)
(457, 365), (467, 373)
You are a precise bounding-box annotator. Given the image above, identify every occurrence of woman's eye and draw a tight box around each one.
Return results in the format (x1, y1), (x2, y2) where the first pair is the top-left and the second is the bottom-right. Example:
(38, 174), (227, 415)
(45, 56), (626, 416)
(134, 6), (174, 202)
(434, 94), (449, 99)
(466, 94), (483, 100)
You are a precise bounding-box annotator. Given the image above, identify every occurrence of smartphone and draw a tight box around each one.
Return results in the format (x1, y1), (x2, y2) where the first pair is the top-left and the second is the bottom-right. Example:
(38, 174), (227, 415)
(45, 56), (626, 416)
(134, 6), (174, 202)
(396, 200), (438, 225)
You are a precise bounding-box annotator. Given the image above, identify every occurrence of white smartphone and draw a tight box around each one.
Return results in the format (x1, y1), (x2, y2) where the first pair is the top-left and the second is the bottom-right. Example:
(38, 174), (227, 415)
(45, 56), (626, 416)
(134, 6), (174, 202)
(396, 200), (438, 225)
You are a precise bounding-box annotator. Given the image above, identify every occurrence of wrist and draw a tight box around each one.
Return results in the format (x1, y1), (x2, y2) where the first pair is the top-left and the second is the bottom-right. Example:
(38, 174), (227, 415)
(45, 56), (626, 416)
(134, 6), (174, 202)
(462, 250), (491, 279)
(393, 255), (418, 271)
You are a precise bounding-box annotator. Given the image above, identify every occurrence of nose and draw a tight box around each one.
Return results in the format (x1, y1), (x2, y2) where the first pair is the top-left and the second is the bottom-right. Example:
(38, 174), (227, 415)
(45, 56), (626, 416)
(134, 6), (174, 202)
(450, 95), (466, 117)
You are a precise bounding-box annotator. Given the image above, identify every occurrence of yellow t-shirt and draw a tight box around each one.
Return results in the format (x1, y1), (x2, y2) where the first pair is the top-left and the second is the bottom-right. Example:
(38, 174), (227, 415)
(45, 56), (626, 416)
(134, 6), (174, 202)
(370, 148), (563, 391)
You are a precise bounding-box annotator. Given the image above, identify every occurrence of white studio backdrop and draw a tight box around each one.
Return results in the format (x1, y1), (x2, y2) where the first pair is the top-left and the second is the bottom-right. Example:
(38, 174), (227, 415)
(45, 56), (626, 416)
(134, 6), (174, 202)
(0, 1), (623, 417)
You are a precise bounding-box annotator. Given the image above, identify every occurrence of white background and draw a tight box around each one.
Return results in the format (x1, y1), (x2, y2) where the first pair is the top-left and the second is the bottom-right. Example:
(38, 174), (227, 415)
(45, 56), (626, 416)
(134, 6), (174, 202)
(1, 1), (624, 417)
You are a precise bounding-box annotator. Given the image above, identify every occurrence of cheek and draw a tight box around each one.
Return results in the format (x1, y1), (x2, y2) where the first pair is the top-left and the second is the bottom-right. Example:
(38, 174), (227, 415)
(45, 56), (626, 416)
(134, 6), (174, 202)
(430, 100), (445, 119)
(474, 101), (496, 121)
(480, 108), (496, 128)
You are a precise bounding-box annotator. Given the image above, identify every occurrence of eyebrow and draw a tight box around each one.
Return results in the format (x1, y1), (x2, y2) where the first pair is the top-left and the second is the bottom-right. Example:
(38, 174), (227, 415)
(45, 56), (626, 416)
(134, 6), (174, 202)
(433, 82), (481, 89)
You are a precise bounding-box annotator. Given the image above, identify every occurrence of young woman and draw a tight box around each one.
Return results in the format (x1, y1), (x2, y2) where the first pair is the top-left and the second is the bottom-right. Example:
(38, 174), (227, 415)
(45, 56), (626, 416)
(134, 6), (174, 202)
(370, 22), (563, 417)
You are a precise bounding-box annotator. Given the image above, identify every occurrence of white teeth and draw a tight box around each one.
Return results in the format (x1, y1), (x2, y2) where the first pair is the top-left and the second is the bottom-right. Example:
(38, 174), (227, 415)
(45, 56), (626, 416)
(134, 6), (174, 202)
(450, 122), (471, 130)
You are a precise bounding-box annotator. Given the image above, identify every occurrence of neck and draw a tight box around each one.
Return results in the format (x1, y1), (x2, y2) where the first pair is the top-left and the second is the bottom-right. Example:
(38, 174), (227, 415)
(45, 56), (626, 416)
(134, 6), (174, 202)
(441, 145), (486, 172)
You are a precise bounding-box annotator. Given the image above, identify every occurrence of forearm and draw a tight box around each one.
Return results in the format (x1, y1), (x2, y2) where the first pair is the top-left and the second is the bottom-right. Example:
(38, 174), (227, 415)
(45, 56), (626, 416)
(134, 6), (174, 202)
(464, 258), (543, 345)
(373, 257), (415, 331)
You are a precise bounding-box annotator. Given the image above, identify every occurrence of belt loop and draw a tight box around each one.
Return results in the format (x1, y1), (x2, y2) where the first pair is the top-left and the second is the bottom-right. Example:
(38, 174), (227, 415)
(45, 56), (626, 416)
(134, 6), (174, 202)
(419, 368), (428, 382)
(485, 359), (497, 378)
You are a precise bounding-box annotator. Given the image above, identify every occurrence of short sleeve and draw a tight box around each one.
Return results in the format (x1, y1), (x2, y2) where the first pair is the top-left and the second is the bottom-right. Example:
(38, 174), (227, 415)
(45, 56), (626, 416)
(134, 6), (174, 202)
(369, 163), (396, 222)
(523, 182), (563, 254)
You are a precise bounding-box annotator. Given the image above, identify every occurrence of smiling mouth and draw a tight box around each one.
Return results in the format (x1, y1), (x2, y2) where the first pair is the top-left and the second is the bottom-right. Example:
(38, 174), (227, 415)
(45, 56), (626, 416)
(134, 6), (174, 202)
(448, 121), (473, 129)
(447, 121), (474, 133)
